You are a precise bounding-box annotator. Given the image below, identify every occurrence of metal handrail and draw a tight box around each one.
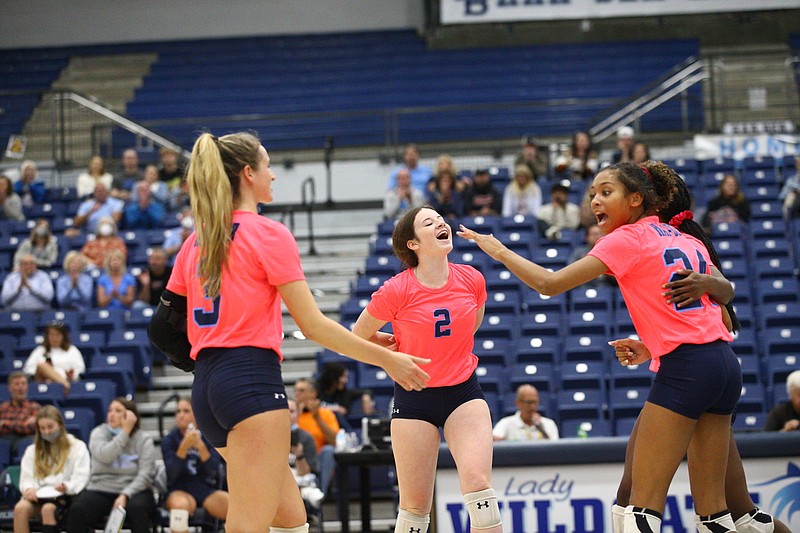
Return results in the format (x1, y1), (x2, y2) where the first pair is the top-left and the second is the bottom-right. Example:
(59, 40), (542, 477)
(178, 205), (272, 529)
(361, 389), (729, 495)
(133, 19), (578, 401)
(52, 91), (191, 159)
(589, 58), (708, 142)
(301, 176), (317, 256)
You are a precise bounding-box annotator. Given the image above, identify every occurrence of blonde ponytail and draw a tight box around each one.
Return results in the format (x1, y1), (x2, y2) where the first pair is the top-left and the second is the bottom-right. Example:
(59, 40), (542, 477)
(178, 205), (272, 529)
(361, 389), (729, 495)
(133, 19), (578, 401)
(186, 131), (261, 299)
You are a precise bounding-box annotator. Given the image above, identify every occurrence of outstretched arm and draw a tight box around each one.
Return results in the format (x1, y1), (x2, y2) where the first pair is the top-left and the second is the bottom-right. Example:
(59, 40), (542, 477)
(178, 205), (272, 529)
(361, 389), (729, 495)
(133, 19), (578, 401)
(457, 225), (607, 296)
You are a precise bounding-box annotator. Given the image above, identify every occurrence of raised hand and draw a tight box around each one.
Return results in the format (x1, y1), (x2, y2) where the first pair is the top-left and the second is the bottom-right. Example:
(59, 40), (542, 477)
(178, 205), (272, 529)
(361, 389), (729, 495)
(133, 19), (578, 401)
(456, 225), (509, 261)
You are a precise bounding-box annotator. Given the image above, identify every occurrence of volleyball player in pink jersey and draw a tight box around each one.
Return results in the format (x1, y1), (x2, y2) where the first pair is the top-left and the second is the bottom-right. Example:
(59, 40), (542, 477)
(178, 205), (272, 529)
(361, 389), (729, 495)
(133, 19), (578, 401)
(608, 173), (790, 533)
(352, 206), (502, 533)
(459, 161), (742, 533)
(148, 132), (430, 533)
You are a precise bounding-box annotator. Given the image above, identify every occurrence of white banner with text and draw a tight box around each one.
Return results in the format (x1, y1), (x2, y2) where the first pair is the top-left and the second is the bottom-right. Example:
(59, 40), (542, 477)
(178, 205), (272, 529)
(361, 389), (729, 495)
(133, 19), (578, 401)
(440, 0), (800, 25)
(435, 457), (800, 532)
(693, 133), (799, 161)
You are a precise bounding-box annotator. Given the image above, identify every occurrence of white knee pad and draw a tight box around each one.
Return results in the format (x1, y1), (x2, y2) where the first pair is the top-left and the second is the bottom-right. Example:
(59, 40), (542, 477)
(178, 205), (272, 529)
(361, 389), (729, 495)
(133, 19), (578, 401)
(169, 509), (189, 532)
(394, 509), (430, 533)
(611, 504), (626, 533)
(269, 524), (309, 533)
(735, 508), (774, 533)
(695, 510), (735, 533)
(624, 506), (662, 533)
(464, 488), (502, 530)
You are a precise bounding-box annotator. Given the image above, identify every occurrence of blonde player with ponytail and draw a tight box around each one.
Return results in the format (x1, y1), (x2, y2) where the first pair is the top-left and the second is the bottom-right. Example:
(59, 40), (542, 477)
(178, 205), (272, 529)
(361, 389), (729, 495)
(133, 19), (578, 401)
(149, 132), (430, 533)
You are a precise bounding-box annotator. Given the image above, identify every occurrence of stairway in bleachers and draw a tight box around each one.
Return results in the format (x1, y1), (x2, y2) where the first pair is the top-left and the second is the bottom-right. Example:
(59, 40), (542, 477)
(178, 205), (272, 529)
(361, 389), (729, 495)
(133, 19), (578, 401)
(21, 53), (158, 163)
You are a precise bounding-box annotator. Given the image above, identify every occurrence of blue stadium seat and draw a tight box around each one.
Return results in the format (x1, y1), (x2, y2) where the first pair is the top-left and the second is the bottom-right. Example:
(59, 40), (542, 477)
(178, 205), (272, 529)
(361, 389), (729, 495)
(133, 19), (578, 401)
(730, 328), (758, 358)
(85, 353), (137, 399)
(105, 329), (153, 389)
(613, 311), (637, 338)
(0, 439), (10, 469)
(559, 361), (606, 391)
(608, 387), (649, 421)
(63, 407), (96, 442)
(27, 382), (65, 407)
(451, 251), (490, 273)
(80, 308), (126, 336)
(62, 379), (117, 424)
(352, 275), (389, 299)
(474, 364), (508, 395)
(363, 255), (401, 277)
(523, 291), (567, 314)
(761, 326), (800, 357)
(765, 355), (798, 387)
(357, 366), (395, 396)
(15, 333), (43, 359)
(744, 183), (781, 203)
(529, 244), (570, 269)
(609, 361), (653, 389)
(614, 416), (638, 437)
(339, 297), (369, 324)
(732, 412), (766, 433)
(663, 158), (699, 175)
(126, 306), (156, 329)
(561, 418), (611, 438)
(751, 237), (791, 262)
(714, 239), (746, 260)
(36, 310), (81, 335)
(499, 214), (538, 232)
(563, 334), (609, 362)
(508, 362), (555, 394)
(71, 331), (106, 360)
(756, 277), (799, 304)
(371, 235), (394, 256)
(520, 309), (563, 337)
(473, 338), (512, 366)
(566, 310), (610, 336)
(568, 285), (615, 312)
(709, 222), (746, 240)
(457, 215), (500, 235)
(737, 383), (766, 414)
(701, 158), (736, 174)
(0, 311), (37, 337)
(492, 230), (535, 254)
(750, 201), (783, 220)
(759, 303), (800, 329)
(754, 257), (796, 280)
(475, 313), (518, 341)
(484, 269), (523, 293)
(484, 290), (521, 315)
(512, 335), (561, 364)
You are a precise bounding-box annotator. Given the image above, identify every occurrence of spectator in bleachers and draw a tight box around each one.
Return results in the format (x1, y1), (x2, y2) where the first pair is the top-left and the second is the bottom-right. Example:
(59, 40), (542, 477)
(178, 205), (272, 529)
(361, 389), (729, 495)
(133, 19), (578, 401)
(514, 136), (548, 180)
(80, 216), (127, 268)
(1, 254), (54, 311)
(631, 142), (651, 165)
(463, 168), (501, 216)
(779, 154), (800, 220)
(55, 251), (94, 311)
(158, 147), (185, 189)
(554, 131), (598, 181)
(68, 183), (124, 237)
(163, 208), (193, 259)
(161, 397), (228, 533)
(0, 175), (25, 222)
(386, 143), (432, 192)
(383, 168), (426, 220)
(110, 148), (140, 201)
(318, 362), (375, 418)
(701, 174), (751, 230)
(14, 405), (91, 533)
(168, 177), (191, 213)
(95, 249), (137, 310)
(136, 247), (171, 307)
(140, 164), (170, 206)
(67, 397), (157, 533)
(492, 384), (559, 442)
(293, 378), (338, 498)
(13, 219), (58, 269)
(22, 321), (85, 393)
(502, 164), (542, 218)
(0, 372), (40, 456)
(568, 224), (616, 287)
(76, 155), (114, 200)
(14, 161), (46, 207)
(764, 370), (800, 432)
(287, 398), (325, 510)
(434, 153), (466, 192)
(538, 182), (581, 240)
(426, 169), (464, 220)
(578, 184), (597, 229)
(611, 126), (635, 164)
(124, 181), (166, 230)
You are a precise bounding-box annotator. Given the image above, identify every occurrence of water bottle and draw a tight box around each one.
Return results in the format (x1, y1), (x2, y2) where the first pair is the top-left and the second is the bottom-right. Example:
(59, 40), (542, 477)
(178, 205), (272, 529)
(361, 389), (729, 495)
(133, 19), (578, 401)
(335, 428), (347, 452)
(577, 426), (589, 439)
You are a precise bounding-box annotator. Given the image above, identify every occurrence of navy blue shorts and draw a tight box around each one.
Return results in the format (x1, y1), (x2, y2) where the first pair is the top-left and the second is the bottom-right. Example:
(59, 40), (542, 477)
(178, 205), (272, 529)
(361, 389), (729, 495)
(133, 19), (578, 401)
(192, 346), (288, 447)
(648, 340), (742, 419)
(392, 372), (485, 428)
(171, 483), (215, 507)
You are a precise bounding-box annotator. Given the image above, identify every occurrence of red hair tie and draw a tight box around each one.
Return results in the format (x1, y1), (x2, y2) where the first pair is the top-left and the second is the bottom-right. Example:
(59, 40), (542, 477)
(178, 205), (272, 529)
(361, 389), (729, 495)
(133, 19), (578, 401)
(669, 210), (693, 227)
(640, 166), (653, 180)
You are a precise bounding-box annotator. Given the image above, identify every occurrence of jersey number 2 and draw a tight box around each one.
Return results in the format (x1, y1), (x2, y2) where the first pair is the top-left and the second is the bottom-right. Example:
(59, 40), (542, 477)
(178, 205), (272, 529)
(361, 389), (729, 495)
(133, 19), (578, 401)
(433, 308), (451, 338)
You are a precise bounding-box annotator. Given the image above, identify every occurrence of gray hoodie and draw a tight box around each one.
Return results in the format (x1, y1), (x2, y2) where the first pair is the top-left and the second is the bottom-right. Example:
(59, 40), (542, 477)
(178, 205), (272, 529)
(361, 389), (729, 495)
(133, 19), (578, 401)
(87, 423), (156, 498)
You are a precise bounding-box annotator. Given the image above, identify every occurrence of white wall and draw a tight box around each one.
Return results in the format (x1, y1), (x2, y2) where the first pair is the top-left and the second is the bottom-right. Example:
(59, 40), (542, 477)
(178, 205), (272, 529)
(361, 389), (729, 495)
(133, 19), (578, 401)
(0, 0), (425, 49)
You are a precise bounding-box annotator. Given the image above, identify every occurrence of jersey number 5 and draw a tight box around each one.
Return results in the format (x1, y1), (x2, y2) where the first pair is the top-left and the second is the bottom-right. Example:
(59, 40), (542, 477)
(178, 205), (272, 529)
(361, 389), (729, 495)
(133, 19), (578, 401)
(662, 247), (708, 311)
(433, 308), (451, 338)
(192, 223), (240, 327)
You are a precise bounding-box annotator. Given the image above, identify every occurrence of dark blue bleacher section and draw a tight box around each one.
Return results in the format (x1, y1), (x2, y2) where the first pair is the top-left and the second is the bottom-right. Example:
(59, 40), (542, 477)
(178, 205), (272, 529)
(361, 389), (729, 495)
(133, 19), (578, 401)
(325, 157), (800, 438)
(120, 31), (699, 151)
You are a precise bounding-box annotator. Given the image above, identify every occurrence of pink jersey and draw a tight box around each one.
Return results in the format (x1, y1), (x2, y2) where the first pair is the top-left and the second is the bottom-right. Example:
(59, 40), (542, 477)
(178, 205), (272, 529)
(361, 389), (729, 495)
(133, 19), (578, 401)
(167, 210), (306, 360)
(588, 216), (732, 370)
(367, 263), (487, 388)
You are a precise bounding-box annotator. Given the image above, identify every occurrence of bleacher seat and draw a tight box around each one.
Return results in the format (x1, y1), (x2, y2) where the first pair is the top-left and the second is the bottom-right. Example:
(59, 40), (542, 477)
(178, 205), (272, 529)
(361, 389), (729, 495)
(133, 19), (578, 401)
(513, 335), (561, 364)
(452, 251), (490, 272)
(529, 244), (570, 269)
(557, 389), (606, 419)
(566, 310), (609, 336)
(765, 355), (798, 388)
(85, 353), (137, 399)
(568, 285), (614, 312)
(737, 354), (762, 385)
(732, 412), (766, 432)
(759, 303), (800, 329)
(72, 331), (106, 360)
(27, 382), (65, 407)
(63, 407), (96, 442)
(126, 306), (156, 329)
(756, 277), (799, 304)
(62, 379), (117, 424)
(737, 383), (766, 414)
(357, 366), (395, 396)
(563, 334), (609, 361)
(476, 313), (518, 341)
(520, 309), (563, 338)
(761, 326), (800, 357)
(474, 364), (508, 395)
(609, 362), (653, 389)
(754, 257), (796, 280)
(523, 291), (567, 313)
(36, 310), (80, 335)
(484, 290), (521, 315)
(363, 255), (401, 278)
(105, 329), (153, 389)
(750, 201), (783, 220)
(473, 338), (512, 366)
(559, 361), (606, 392)
(484, 269), (522, 293)
(339, 297), (369, 324)
(608, 387), (649, 422)
(561, 418), (612, 438)
(81, 308), (126, 335)
(0, 311), (37, 337)
(508, 362), (555, 395)
(751, 237), (791, 261)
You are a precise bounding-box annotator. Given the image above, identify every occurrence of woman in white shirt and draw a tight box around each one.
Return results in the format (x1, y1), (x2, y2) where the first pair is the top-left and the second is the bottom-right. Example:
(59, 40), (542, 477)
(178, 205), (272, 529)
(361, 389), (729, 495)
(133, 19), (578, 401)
(14, 405), (91, 533)
(501, 164), (542, 218)
(23, 322), (86, 394)
(76, 155), (114, 199)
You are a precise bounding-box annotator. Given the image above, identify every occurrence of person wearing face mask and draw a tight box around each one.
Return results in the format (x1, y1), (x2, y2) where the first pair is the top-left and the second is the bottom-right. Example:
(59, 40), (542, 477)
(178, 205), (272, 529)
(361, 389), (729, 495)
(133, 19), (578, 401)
(80, 216), (127, 268)
(13, 219), (59, 269)
(163, 209), (194, 259)
(68, 182), (124, 237)
(67, 398), (157, 533)
(14, 406), (90, 533)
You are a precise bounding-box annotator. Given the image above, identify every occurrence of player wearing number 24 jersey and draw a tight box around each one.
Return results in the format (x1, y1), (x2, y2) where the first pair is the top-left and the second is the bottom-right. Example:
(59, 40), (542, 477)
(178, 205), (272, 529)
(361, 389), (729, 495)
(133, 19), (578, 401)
(588, 215), (732, 371)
